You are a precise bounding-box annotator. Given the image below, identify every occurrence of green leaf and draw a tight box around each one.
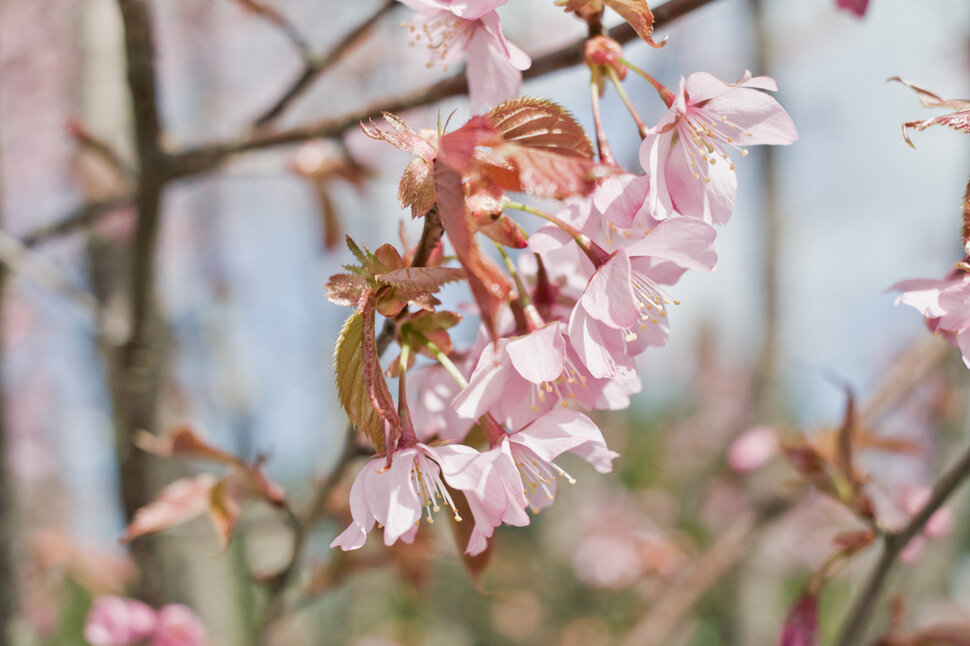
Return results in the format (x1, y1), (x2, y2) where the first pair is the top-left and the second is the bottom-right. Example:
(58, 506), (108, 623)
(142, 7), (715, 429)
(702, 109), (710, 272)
(334, 310), (386, 450)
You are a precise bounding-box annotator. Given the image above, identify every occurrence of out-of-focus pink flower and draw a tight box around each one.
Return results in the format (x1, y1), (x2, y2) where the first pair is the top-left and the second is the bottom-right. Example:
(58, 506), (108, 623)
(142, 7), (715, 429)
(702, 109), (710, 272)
(728, 426), (779, 473)
(400, 0), (530, 110)
(893, 272), (970, 363)
(330, 443), (481, 550)
(836, 0), (870, 17)
(902, 487), (955, 540)
(152, 605), (207, 646)
(83, 596), (156, 646)
(640, 71), (797, 225)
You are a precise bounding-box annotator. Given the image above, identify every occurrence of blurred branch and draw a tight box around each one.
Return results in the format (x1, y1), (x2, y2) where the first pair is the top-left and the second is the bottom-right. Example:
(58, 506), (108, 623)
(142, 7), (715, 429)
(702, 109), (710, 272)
(112, 0), (170, 604)
(168, 0), (722, 178)
(66, 117), (138, 181)
(621, 497), (788, 646)
(253, 0), (397, 127)
(232, 0), (312, 58)
(834, 441), (970, 646)
(0, 228), (101, 319)
(21, 195), (133, 248)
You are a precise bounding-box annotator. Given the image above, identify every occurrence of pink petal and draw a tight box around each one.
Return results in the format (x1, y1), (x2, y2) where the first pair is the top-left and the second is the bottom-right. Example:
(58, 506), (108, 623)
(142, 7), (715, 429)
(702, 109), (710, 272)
(330, 460), (377, 550)
(506, 324), (566, 383)
(567, 305), (619, 379)
(512, 408), (616, 473)
(360, 451), (422, 545)
(666, 135), (737, 225)
(625, 217), (718, 271)
(892, 277), (954, 318)
(453, 339), (514, 419)
(465, 14), (528, 110)
(152, 605), (207, 646)
(701, 89), (798, 145)
(581, 251), (640, 329)
(836, 0), (870, 17)
(637, 130), (676, 220)
(592, 174), (652, 228)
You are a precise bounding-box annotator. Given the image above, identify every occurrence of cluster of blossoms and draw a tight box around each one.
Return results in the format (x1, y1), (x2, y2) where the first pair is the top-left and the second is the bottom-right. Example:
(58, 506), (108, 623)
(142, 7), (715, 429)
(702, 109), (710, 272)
(327, 0), (796, 557)
(83, 596), (207, 646)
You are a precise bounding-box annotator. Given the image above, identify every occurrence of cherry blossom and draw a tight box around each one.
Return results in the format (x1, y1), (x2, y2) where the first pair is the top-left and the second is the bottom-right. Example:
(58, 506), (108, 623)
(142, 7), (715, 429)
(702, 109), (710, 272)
(893, 271), (970, 363)
(836, 0), (870, 16)
(399, 0), (530, 110)
(330, 442), (481, 549)
(640, 71), (797, 225)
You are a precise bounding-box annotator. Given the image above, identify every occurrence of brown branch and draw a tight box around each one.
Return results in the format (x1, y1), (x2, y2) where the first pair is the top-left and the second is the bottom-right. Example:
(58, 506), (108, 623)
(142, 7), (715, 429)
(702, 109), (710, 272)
(253, 0), (397, 127)
(233, 0), (312, 59)
(833, 441), (970, 646)
(168, 0), (723, 178)
(113, 0), (170, 604)
(21, 195), (134, 248)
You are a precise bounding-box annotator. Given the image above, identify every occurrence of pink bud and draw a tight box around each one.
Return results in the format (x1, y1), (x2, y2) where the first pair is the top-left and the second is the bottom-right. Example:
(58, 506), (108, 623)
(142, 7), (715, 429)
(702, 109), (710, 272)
(924, 508), (955, 540)
(84, 596), (156, 646)
(152, 605), (207, 646)
(728, 426), (778, 473)
(836, 0), (870, 17)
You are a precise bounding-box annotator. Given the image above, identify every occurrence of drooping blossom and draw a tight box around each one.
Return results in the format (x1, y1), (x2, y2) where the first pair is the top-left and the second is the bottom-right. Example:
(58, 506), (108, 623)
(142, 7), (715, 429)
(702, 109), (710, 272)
(331, 442), (481, 550)
(152, 605), (207, 646)
(892, 271), (970, 364)
(567, 216), (718, 378)
(728, 426), (779, 473)
(451, 320), (640, 428)
(640, 71), (797, 225)
(399, 0), (531, 110)
(84, 596), (156, 646)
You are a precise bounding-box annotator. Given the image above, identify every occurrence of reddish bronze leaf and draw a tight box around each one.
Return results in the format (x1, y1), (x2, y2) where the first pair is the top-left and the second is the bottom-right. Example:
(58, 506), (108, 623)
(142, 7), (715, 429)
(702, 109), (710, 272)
(433, 163), (512, 341)
(447, 488), (492, 587)
(208, 478), (242, 550)
(604, 0), (663, 47)
(121, 475), (217, 544)
(135, 426), (241, 467)
(376, 266), (465, 293)
(361, 112), (437, 159)
(398, 157), (435, 219)
(890, 78), (970, 147)
(487, 98), (593, 159)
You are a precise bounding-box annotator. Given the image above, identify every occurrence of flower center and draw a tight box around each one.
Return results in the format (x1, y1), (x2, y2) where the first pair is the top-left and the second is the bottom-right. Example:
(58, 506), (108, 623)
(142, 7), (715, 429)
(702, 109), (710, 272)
(510, 444), (576, 513)
(530, 355), (589, 411)
(401, 13), (474, 71)
(623, 269), (679, 342)
(410, 453), (461, 524)
(677, 110), (754, 183)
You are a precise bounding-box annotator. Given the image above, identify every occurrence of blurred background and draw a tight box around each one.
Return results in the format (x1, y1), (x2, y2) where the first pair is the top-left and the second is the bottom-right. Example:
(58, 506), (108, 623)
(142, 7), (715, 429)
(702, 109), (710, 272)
(1, 0), (969, 644)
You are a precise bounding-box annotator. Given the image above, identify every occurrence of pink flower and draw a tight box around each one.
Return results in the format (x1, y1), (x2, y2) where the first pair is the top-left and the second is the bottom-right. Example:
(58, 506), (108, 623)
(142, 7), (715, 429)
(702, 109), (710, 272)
(400, 0), (530, 110)
(893, 272), (970, 363)
(437, 438), (530, 555)
(451, 321), (639, 427)
(505, 408), (618, 513)
(569, 216), (718, 377)
(330, 443), (480, 549)
(408, 361), (475, 442)
(836, 0), (870, 17)
(728, 426), (779, 473)
(84, 596), (156, 646)
(152, 605), (207, 646)
(640, 71), (797, 225)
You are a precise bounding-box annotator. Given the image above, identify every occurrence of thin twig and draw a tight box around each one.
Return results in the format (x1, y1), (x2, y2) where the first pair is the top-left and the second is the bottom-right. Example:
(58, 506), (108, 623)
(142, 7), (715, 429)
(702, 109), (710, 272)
(833, 441), (970, 646)
(168, 0), (723, 178)
(233, 0), (312, 58)
(253, 0), (397, 127)
(21, 195), (134, 248)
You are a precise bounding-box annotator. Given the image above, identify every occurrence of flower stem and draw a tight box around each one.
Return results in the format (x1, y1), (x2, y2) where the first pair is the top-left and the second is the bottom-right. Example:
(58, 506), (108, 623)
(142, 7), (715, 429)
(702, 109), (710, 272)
(606, 67), (648, 138)
(504, 201), (609, 266)
(410, 329), (468, 389)
(618, 57), (675, 107)
(589, 69), (618, 166)
(493, 242), (546, 332)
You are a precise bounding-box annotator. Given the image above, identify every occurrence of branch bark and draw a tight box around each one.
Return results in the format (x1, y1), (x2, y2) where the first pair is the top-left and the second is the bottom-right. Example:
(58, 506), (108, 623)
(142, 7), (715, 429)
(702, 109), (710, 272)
(168, 0), (722, 178)
(833, 441), (970, 646)
(253, 0), (397, 126)
(112, 0), (170, 603)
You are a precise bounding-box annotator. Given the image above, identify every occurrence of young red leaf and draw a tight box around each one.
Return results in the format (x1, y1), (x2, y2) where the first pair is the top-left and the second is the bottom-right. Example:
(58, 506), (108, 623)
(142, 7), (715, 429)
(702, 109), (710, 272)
(361, 291), (402, 442)
(334, 309), (387, 451)
(399, 157), (435, 219)
(603, 0), (664, 47)
(433, 163), (512, 341)
(890, 77), (970, 147)
(361, 112), (438, 159)
(487, 97), (594, 159)
(778, 592), (819, 646)
(121, 475), (217, 544)
(135, 426), (242, 467)
(325, 273), (368, 308)
(447, 488), (492, 587)
(208, 478), (242, 549)
(375, 266), (465, 293)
